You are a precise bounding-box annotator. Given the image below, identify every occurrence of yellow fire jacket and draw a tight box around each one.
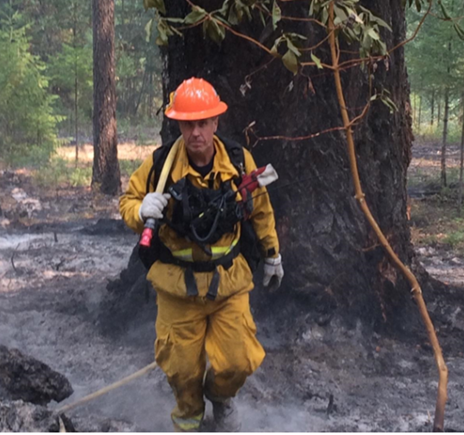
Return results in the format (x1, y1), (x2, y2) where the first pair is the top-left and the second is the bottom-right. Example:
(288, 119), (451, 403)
(119, 135), (279, 300)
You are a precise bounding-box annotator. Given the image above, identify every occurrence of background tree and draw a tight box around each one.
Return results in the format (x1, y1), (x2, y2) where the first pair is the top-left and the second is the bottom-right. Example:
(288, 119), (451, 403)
(50, 0), (92, 164)
(92, 0), (121, 195)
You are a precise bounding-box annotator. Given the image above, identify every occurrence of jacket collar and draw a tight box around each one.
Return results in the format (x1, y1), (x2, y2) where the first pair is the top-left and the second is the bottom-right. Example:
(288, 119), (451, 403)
(170, 135), (239, 183)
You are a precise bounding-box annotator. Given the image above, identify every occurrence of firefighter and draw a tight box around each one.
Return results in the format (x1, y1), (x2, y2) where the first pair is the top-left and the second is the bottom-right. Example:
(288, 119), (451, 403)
(120, 77), (283, 432)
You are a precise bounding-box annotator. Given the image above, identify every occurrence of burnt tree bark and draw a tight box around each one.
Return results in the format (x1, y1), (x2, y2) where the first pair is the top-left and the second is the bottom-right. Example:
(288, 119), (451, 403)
(92, 0), (121, 195)
(159, 0), (421, 334)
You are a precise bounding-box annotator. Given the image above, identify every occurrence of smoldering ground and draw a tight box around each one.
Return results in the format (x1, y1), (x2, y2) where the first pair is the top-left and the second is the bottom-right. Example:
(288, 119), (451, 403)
(1, 164), (464, 431)
(1, 223), (464, 431)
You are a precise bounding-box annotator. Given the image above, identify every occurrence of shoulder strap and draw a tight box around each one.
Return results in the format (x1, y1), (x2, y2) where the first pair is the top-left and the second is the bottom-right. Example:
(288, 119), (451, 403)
(216, 134), (245, 182)
(146, 139), (176, 194)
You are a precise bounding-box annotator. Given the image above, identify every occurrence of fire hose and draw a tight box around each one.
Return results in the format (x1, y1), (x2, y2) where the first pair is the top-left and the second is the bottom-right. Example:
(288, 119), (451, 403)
(54, 361), (158, 417)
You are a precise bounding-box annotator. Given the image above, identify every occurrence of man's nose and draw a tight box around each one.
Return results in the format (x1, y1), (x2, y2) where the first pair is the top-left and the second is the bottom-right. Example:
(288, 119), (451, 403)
(191, 124), (201, 136)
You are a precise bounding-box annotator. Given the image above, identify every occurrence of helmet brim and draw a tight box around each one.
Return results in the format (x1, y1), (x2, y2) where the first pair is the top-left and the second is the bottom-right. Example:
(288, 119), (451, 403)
(165, 102), (228, 121)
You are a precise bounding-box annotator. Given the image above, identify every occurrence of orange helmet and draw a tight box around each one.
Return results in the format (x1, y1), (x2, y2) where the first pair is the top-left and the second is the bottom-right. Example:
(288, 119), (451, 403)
(165, 77), (228, 121)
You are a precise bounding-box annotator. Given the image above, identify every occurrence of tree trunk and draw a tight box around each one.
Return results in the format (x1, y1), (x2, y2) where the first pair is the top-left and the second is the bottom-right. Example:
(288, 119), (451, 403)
(73, 0), (79, 167)
(91, 0), (120, 195)
(438, 94), (442, 131)
(161, 0), (419, 332)
(431, 89), (435, 126)
(418, 94), (422, 135)
(458, 93), (464, 214)
(441, 87), (449, 188)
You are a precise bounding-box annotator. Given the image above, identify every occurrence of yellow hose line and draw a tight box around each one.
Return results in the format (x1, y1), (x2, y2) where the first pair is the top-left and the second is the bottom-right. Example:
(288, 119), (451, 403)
(156, 139), (180, 193)
(54, 361), (158, 416)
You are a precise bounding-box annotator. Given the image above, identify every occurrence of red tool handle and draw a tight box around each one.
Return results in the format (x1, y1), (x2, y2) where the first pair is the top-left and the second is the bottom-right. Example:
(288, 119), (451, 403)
(140, 218), (157, 248)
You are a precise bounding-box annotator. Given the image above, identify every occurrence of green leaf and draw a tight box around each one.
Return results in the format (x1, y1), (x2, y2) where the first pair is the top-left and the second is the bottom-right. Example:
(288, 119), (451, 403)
(272, 0), (281, 30)
(156, 20), (169, 46)
(362, 32), (372, 50)
(143, 0), (166, 14)
(184, 7), (207, 24)
(154, 0), (166, 15)
(243, 4), (252, 21)
(438, 0), (451, 20)
(333, 5), (348, 23)
(367, 27), (380, 40)
(371, 16), (392, 32)
(286, 32), (308, 41)
(228, 5), (240, 25)
(164, 17), (185, 23)
(454, 23), (464, 41)
(311, 52), (323, 69)
(401, 0), (423, 11)
(145, 18), (154, 42)
(203, 19), (226, 45)
(282, 49), (298, 74)
(218, 0), (232, 17)
(376, 39), (387, 55)
(286, 37), (301, 57)
(309, 0), (316, 16)
(380, 95), (398, 113)
(270, 36), (283, 56)
(343, 27), (358, 43)
(321, 7), (328, 25)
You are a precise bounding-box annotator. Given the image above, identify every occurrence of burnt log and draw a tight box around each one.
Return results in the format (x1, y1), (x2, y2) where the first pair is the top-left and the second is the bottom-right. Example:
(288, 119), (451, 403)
(0, 345), (73, 406)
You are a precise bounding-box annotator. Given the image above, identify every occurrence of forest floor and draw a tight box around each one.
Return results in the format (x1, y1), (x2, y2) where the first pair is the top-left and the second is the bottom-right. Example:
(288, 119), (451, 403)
(1, 140), (464, 432)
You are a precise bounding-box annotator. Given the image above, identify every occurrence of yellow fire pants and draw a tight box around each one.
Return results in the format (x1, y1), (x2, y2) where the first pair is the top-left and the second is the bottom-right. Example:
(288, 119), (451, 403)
(155, 290), (265, 432)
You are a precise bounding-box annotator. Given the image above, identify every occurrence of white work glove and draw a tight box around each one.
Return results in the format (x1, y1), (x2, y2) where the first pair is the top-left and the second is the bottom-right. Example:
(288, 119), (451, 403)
(138, 192), (171, 222)
(263, 254), (284, 290)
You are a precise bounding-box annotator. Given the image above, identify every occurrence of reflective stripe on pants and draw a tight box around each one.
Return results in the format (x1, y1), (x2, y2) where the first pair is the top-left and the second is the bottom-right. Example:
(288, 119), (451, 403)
(172, 413), (204, 432)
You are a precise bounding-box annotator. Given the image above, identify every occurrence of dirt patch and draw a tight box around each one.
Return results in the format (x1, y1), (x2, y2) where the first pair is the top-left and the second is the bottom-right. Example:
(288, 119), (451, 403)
(1, 141), (464, 431)
(56, 142), (157, 164)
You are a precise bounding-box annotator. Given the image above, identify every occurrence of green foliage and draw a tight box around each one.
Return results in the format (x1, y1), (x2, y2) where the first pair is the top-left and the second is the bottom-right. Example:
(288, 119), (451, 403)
(33, 157), (70, 187)
(443, 230), (464, 247)
(0, 12), (59, 162)
(33, 156), (91, 187)
(145, 0), (395, 75)
(0, 0), (163, 160)
(309, 0), (391, 57)
(47, 41), (93, 120)
(406, 0), (464, 138)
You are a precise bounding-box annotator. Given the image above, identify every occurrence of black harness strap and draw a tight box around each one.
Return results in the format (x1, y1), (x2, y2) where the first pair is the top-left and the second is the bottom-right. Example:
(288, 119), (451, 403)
(184, 267), (199, 297)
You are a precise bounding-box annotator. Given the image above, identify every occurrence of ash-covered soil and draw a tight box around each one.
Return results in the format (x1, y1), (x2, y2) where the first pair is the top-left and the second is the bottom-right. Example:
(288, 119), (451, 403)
(1, 146), (464, 431)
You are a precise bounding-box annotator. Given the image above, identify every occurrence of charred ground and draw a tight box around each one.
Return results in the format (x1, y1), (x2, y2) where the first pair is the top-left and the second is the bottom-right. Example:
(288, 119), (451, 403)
(0, 141), (464, 431)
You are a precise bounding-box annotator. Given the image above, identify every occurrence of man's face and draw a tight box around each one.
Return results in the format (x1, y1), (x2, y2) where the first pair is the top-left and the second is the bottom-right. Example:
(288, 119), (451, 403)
(178, 117), (218, 156)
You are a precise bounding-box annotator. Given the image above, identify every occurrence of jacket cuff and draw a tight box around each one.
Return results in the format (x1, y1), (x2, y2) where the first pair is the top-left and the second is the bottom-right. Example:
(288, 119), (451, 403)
(264, 254), (281, 265)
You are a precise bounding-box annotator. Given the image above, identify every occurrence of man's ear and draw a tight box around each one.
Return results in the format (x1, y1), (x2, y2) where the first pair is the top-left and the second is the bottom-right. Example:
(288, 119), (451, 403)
(213, 116), (219, 132)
